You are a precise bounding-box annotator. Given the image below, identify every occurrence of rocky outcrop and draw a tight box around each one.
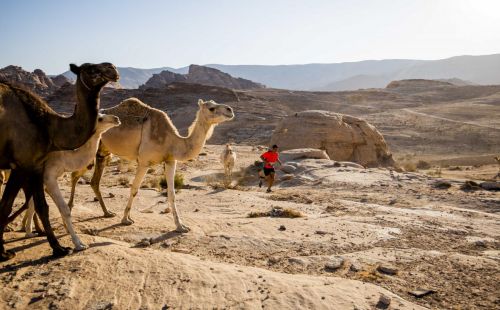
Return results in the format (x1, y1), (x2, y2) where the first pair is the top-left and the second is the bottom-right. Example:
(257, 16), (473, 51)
(140, 71), (187, 89)
(270, 110), (395, 167)
(50, 74), (72, 88)
(140, 65), (265, 90)
(186, 65), (264, 89)
(0, 65), (57, 96)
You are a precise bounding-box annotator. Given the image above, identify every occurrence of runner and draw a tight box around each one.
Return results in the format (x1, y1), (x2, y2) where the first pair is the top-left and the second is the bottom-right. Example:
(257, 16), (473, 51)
(259, 145), (282, 193)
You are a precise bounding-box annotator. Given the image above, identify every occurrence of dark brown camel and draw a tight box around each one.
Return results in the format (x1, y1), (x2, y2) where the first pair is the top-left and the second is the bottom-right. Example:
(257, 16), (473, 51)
(0, 62), (119, 261)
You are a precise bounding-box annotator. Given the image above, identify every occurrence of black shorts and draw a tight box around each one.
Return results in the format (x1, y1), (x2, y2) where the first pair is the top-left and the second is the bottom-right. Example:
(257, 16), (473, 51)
(263, 167), (275, 176)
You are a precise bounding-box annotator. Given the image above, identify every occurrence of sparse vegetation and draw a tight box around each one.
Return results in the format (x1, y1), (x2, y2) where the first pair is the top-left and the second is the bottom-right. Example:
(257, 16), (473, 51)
(402, 162), (416, 172)
(248, 207), (304, 218)
(117, 176), (129, 187)
(416, 160), (431, 169)
(158, 173), (184, 190)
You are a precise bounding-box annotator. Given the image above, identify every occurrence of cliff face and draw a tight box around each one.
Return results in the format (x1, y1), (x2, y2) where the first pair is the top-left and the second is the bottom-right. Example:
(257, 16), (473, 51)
(0, 65), (58, 96)
(186, 65), (265, 89)
(139, 70), (187, 89)
(140, 65), (265, 90)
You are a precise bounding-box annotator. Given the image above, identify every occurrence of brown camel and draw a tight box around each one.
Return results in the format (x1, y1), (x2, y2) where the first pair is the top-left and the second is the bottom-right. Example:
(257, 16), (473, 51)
(0, 62), (119, 261)
(69, 98), (234, 231)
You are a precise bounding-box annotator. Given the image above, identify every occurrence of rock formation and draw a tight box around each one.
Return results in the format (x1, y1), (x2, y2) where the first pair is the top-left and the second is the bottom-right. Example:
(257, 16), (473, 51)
(270, 110), (395, 167)
(140, 65), (265, 90)
(0, 65), (58, 96)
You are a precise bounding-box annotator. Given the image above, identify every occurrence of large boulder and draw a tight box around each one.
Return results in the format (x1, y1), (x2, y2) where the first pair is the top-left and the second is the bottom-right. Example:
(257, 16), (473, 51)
(271, 110), (395, 167)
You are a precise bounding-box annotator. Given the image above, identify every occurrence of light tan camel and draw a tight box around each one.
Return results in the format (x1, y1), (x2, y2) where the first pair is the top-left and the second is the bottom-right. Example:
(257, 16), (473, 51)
(22, 114), (120, 250)
(69, 98), (234, 231)
(220, 144), (236, 184)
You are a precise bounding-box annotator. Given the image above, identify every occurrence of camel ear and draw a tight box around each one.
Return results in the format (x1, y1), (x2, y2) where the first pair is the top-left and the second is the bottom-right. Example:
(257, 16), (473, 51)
(198, 99), (205, 107)
(70, 64), (80, 74)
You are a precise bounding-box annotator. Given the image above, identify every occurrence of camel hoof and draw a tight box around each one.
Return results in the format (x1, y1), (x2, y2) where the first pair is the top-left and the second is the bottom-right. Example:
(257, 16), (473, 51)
(0, 250), (16, 262)
(175, 224), (191, 233)
(52, 246), (72, 258)
(74, 244), (88, 252)
(25, 232), (37, 238)
(121, 218), (134, 226)
(103, 211), (116, 218)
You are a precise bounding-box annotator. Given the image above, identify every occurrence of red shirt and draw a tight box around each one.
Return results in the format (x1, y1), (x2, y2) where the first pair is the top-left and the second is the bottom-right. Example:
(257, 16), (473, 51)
(261, 151), (279, 168)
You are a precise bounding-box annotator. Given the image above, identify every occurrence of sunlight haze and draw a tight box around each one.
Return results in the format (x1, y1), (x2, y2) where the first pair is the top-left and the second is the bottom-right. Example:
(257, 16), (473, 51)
(1, 0), (500, 74)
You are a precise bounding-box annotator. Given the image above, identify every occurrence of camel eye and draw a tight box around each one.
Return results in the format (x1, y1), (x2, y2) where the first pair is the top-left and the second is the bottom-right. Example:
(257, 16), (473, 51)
(209, 107), (215, 112)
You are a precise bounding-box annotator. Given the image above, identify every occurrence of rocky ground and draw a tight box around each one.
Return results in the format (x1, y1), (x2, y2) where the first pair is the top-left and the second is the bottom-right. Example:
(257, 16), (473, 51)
(0, 145), (498, 309)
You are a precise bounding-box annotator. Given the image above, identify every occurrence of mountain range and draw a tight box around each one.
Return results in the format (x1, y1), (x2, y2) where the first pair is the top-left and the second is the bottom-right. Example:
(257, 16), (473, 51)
(58, 53), (500, 91)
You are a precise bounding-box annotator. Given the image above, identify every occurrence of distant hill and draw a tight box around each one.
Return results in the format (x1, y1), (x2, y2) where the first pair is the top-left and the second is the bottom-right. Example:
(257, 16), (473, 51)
(61, 66), (187, 89)
(56, 53), (500, 91)
(140, 65), (265, 90)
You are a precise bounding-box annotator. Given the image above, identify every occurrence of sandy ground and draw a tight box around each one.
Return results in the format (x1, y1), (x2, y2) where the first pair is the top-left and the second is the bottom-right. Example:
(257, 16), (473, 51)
(0, 145), (499, 309)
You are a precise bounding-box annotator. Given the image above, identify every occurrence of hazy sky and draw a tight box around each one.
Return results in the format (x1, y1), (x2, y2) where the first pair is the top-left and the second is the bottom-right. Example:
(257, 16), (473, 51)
(1, 0), (499, 74)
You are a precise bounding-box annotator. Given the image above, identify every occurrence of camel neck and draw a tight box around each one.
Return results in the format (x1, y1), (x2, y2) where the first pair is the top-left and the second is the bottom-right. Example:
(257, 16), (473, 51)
(48, 79), (102, 151)
(171, 116), (213, 161)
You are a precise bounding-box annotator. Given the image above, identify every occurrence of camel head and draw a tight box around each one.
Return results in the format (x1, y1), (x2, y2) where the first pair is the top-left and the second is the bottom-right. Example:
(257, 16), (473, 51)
(70, 62), (119, 89)
(197, 99), (234, 125)
(95, 113), (121, 133)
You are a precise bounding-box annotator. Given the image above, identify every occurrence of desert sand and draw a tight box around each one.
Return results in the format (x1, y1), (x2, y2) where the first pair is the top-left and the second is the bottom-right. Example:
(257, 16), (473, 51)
(0, 145), (498, 309)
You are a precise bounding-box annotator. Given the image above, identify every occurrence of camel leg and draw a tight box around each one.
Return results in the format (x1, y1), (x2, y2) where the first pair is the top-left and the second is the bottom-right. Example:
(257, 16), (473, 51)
(23, 199), (37, 237)
(90, 154), (114, 217)
(165, 161), (190, 233)
(68, 168), (86, 210)
(121, 165), (148, 225)
(45, 178), (87, 251)
(32, 173), (71, 258)
(0, 170), (23, 261)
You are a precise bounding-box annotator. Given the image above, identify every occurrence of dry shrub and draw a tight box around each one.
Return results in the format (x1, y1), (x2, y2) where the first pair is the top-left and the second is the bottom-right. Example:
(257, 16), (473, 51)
(402, 162), (416, 172)
(158, 173), (184, 190)
(416, 160), (431, 169)
(248, 207), (304, 218)
(117, 176), (129, 187)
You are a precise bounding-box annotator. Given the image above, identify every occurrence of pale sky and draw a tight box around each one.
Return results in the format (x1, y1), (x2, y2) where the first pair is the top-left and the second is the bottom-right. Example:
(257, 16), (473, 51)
(1, 0), (500, 74)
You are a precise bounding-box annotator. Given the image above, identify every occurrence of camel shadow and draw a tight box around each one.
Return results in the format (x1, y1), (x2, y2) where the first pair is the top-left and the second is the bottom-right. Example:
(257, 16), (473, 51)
(0, 255), (54, 274)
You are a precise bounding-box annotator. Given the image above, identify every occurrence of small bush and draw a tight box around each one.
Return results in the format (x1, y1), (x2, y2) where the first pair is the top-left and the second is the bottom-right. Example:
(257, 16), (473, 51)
(416, 160), (431, 169)
(158, 173), (184, 190)
(118, 176), (129, 187)
(248, 207), (304, 218)
(402, 162), (416, 172)
(174, 173), (184, 189)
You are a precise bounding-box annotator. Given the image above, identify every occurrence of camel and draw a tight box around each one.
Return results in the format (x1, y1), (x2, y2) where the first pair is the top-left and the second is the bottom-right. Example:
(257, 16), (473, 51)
(0, 170), (5, 196)
(494, 156), (500, 179)
(0, 62), (118, 261)
(220, 144), (236, 185)
(69, 98), (234, 231)
(23, 114), (121, 250)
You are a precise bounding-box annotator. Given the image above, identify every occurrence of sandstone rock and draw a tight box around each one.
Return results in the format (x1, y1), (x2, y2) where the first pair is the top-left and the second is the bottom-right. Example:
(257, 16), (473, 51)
(271, 111), (395, 167)
(139, 65), (265, 90)
(432, 180), (452, 189)
(0, 65), (58, 97)
(279, 148), (330, 162)
(480, 181), (500, 191)
(280, 164), (297, 174)
(187, 65), (264, 89)
(140, 70), (187, 89)
(350, 261), (362, 272)
(50, 74), (72, 88)
(324, 256), (344, 271)
(377, 264), (398, 275)
(376, 294), (391, 309)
